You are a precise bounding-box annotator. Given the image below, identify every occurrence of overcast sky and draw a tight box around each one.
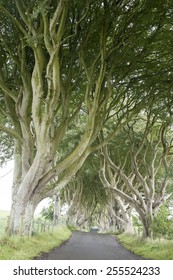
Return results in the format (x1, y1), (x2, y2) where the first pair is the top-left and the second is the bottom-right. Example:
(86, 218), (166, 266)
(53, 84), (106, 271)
(0, 160), (13, 211)
(0, 160), (48, 213)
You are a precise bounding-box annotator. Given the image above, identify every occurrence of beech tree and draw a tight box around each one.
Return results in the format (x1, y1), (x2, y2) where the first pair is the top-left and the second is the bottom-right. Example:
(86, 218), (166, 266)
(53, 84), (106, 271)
(99, 114), (173, 239)
(66, 154), (133, 232)
(64, 154), (108, 228)
(0, 0), (173, 235)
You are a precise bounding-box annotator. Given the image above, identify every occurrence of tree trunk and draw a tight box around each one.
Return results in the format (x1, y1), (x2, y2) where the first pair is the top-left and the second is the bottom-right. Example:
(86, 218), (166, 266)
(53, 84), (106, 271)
(140, 213), (153, 240)
(53, 194), (61, 226)
(8, 196), (37, 236)
(8, 150), (49, 235)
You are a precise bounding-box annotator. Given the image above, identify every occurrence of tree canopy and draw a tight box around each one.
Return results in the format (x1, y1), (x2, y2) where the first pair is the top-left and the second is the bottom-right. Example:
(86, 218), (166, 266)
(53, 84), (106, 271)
(0, 0), (173, 235)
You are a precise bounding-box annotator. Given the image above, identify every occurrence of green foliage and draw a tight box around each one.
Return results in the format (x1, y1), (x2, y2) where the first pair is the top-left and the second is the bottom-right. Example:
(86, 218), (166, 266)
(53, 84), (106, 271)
(77, 154), (109, 212)
(40, 201), (54, 221)
(57, 121), (84, 162)
(0, 132), (13, 166)
(132, 205), (173, 240)
(1, 0), (173, 236)
(152, 205), (173, 239)
(67, 224), (77, 232)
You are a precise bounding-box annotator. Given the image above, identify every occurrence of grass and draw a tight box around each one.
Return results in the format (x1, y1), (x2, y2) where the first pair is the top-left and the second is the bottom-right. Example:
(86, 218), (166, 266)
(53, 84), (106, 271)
(0, 226), (71, 260)
(0, 210), (9, 237)
(0, 210), (10, 218)
(116, 233), (173, 260)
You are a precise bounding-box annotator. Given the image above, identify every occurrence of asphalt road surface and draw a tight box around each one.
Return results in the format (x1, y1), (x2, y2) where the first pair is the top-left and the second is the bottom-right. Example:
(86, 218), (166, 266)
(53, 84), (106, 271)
(34, 231), (145, 260)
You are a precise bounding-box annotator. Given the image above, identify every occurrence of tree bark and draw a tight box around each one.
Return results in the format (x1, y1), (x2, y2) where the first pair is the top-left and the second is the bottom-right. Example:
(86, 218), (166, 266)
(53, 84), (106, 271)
(8, 194), (38, 236)
(7, 148), (50, 235)
(53, 194), (61, 226)
(140, 213), (153, 240)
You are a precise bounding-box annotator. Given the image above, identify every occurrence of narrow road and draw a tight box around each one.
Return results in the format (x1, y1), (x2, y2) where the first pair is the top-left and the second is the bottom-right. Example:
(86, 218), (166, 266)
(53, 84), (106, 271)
(35, 231), (145, 260)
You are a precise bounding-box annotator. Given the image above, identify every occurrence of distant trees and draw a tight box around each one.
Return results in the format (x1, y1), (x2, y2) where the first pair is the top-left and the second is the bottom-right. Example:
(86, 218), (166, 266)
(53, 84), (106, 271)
(41, 200), (54, 222)
(65, 156), (108, 229)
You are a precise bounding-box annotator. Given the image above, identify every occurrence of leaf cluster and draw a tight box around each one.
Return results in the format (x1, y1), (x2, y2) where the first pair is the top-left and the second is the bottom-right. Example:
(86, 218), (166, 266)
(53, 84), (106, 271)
(152, 204), (173, 239)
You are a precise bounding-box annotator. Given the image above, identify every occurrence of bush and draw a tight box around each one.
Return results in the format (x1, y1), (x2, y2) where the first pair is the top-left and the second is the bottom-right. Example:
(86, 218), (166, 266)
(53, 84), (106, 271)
(40, 201), (54, 221)
(152, 205), (173, 239)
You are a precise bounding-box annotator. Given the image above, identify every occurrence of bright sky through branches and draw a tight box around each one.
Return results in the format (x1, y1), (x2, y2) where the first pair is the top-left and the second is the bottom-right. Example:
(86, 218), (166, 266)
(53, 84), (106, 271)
(0, 160), (13, 211)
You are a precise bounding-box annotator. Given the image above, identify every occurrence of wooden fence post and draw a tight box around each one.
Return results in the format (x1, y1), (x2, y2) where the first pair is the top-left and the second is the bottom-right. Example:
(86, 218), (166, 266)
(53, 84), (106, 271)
(29, 219), (34, 237)
(19, 216), (24, 236)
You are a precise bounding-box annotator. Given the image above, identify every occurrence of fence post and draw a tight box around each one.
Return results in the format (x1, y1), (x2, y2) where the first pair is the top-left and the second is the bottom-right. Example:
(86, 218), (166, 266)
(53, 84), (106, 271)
(19, 216), (24, 236)
(41, 222), (44, 232)
(29, 219), (34, 237)
(27, 218), (57, 235)
(47, 221), (50, 231)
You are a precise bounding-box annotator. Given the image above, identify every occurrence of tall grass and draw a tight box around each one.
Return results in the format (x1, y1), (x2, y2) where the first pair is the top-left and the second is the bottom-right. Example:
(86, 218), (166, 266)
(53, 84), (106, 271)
(117, 233), (173, 260)
(0, 220), (6, 237)
(0, 210), (9, 237)
(0, 226), (71, 260)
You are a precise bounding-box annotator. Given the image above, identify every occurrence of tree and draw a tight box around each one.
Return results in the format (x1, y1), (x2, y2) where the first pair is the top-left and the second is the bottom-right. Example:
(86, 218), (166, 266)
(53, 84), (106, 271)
(41, 200), (54, 221)
(65, 154), (108, 229)
(40, 194), (61, 225)
(152, 204), (173, 239)
(64, 152), (133, 232)
(0, 0), (173, 235)
(99, 113), (173, 239)
(53, 193), (61, 226)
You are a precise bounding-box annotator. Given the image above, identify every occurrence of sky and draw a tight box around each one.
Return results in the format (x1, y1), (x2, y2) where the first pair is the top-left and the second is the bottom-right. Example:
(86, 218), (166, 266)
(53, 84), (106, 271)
(0, 160), (48, 213)
(0, 160), (13, 211)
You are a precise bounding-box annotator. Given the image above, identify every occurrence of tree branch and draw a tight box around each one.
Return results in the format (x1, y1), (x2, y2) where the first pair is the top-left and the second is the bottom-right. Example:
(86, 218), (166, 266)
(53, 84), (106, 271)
(0, 3), (28, 37)
(0, 70), (17, 102)
(0, 124), (23, 144)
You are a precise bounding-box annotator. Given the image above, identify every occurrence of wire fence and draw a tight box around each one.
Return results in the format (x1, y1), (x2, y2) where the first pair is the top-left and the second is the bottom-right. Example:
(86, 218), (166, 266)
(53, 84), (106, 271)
(0, 217), (7, 237)
(31, 218), (56, 235)
(0, 216), (66, 238)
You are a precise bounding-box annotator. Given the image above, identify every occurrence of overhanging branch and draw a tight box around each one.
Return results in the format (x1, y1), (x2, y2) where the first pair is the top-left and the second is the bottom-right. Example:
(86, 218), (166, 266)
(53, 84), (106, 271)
(0, 124), (23, 144)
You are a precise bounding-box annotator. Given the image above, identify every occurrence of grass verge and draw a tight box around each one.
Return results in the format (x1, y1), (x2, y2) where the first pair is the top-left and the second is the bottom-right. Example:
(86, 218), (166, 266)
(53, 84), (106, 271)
(0, 226), (71, 260)
(116, 233), (173, 260)
(0, 210), (9, 238)
(0, 210), (9, 218)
